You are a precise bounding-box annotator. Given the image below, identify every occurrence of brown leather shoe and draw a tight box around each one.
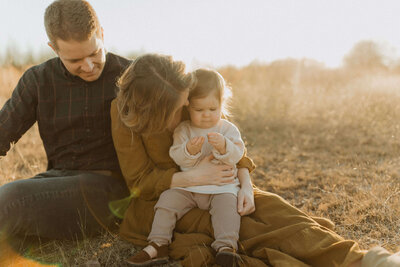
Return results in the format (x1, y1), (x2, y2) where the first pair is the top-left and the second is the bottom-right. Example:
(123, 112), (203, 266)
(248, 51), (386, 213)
(215, 247), (242, 267)
(126, 242), (169, 266)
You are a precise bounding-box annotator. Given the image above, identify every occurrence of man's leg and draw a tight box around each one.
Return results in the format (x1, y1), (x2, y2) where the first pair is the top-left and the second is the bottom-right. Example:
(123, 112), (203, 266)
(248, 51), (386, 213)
(0, 169), (129, 240)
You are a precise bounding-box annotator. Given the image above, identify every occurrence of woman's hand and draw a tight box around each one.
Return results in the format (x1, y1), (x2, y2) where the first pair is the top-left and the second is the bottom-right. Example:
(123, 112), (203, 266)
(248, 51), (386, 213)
(237, 168), (255, 216)
(170, 154), (235, 188)
(191, 154), (236, 185)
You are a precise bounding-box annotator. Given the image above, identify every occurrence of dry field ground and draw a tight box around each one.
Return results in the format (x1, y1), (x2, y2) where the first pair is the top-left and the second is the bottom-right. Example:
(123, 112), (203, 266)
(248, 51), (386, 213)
(0, 59), (399, 266)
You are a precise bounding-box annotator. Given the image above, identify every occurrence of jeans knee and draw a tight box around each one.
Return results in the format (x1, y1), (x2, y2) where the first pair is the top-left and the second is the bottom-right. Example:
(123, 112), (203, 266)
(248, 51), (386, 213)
(0, 180), (32, 218)
(0, 180), (26, 201)
(0, 181), (31, 235)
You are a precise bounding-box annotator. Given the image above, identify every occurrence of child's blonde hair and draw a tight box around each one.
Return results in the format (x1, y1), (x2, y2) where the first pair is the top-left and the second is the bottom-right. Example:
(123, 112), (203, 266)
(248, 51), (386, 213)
(190, 68), (232, 117)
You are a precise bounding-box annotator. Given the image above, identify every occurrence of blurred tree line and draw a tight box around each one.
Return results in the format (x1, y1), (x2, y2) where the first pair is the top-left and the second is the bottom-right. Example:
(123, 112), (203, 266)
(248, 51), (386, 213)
(1, 40), (400, 71)
(0, 44), (55, 68)
(0, 42), (142, 69)
(343, 40), (399, 71)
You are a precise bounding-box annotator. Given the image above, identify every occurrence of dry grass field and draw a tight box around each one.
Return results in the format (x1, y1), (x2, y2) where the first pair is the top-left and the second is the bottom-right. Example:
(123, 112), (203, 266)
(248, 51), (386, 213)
(0, 54), (400, 266)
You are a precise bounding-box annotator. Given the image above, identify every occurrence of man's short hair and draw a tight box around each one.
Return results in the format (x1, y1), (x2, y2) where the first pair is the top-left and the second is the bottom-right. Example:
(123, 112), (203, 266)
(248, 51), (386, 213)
(44, 0), (101, 49)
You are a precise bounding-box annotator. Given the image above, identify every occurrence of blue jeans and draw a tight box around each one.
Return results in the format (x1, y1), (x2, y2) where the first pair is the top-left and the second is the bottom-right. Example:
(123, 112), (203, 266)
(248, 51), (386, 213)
(0, 169), (129, 240)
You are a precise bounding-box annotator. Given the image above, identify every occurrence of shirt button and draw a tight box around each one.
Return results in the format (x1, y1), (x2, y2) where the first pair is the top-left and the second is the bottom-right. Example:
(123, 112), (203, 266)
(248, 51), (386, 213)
(84, 106), (88, 111)
(86, 129), (90, 133)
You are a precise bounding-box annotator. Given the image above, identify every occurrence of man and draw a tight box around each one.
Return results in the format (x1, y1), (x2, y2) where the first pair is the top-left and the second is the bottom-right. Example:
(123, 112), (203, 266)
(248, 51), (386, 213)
(0, 0), (130, 241)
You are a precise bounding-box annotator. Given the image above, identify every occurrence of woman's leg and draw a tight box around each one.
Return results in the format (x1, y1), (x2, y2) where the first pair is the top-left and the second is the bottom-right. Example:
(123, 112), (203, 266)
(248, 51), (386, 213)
(239, 188), (364, 267)
(176, 188), (364, 267)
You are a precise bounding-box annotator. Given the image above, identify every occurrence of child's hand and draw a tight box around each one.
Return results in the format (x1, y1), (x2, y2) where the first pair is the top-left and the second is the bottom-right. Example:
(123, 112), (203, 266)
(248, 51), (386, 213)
(186, 136), (205, 155)
(208, 132), (226, 154)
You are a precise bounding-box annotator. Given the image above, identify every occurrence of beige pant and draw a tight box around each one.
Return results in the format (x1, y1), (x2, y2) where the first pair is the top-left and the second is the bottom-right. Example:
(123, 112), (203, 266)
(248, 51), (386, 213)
(148, 188), (240, 251)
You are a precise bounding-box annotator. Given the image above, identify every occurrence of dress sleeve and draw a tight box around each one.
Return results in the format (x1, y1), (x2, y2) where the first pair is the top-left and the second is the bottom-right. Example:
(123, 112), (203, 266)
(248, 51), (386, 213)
(236, 148), (256, 172)
(0, 69), (37, 156)
(169, 122), (201, 169)
(110, 100), (178, 201)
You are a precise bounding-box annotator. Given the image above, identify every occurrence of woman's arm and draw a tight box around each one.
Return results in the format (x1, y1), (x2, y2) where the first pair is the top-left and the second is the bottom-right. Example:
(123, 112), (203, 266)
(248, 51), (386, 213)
(237, 168), (256, 216)
(111, 101), (177, 200)
(236, 149), (256, 172)
(170, 154), (237, 188)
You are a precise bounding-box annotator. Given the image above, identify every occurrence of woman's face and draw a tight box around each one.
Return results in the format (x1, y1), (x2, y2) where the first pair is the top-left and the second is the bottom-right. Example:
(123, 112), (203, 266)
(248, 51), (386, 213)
(178, 89), (190, 110)
(168, 89), (189, 129)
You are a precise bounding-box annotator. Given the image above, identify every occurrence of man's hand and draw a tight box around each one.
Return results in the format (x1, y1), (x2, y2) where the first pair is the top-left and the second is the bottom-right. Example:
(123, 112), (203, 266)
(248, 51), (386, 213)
(186, 136), (204, 155)
(208, 132), (226, 154)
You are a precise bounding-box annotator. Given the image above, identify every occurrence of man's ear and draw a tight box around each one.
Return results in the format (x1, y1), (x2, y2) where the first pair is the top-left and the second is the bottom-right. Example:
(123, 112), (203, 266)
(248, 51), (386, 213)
(48, 41), (58, 54)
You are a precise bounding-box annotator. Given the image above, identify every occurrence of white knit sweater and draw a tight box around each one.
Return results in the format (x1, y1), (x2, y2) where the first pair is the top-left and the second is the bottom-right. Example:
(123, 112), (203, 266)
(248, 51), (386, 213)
(169, 119), (245, 195)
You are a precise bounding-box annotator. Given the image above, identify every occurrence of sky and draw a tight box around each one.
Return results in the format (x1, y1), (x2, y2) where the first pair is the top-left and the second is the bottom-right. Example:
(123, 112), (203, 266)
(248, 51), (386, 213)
(0, 0), (400, 69)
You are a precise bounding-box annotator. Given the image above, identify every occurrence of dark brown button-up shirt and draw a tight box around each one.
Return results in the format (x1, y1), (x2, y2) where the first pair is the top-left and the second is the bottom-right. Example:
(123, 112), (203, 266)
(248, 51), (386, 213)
(0, 52), (131, 171)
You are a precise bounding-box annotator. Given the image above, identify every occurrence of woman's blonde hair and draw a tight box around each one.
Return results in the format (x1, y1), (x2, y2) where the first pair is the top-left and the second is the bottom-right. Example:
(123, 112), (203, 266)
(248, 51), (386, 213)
(116, 54), (195, 134)
(190, 68), (232, 117)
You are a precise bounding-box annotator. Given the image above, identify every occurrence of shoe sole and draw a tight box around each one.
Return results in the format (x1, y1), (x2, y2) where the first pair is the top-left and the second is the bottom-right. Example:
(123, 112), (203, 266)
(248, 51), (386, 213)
(215, 252), (241, 267)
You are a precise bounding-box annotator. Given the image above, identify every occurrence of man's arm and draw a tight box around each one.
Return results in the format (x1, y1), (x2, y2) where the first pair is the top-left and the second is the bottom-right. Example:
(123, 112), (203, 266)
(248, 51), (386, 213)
(0, 69), (38, 156)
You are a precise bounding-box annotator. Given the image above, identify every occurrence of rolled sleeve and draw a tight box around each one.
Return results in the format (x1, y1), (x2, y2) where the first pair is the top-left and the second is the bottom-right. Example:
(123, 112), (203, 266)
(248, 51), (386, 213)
(236, 148), (256, 172)
(0, 69), (37, 156)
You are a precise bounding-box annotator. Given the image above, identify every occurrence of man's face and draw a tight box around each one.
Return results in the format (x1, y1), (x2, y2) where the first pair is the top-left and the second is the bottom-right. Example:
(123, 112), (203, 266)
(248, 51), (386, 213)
(50, 32), (106, 82)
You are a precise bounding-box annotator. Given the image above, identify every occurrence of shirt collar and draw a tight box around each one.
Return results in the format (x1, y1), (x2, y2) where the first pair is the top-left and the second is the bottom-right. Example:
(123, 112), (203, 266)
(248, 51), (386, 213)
(58, 58), (76, 81)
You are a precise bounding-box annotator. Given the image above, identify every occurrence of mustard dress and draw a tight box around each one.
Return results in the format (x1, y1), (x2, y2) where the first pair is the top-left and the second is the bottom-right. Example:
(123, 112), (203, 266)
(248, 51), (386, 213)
(110, 100), (363, 267)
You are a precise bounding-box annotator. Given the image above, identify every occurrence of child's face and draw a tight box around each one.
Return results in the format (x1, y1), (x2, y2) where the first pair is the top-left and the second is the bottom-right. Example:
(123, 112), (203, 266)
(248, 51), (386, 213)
(188, 93), (221, 129)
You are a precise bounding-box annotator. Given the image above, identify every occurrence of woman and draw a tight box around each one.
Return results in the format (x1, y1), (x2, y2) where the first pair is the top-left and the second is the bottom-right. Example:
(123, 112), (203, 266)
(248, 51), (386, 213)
(110, 54), (398, 267)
